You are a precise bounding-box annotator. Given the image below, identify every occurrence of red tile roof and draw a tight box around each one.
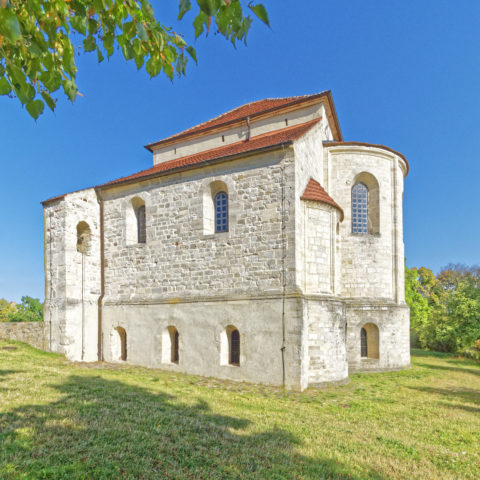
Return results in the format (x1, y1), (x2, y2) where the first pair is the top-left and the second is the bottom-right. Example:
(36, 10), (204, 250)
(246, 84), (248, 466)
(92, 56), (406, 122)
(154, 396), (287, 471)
(145, 90), (342, 150)
(300, 178), (344, 221)
(98, 119), (321, 189)
(42, 119), (321, 204)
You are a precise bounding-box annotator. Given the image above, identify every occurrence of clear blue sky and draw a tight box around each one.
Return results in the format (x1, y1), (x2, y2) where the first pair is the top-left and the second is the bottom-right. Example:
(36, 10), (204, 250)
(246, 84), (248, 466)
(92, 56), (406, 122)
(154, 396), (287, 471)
(1, 1), (479, 302)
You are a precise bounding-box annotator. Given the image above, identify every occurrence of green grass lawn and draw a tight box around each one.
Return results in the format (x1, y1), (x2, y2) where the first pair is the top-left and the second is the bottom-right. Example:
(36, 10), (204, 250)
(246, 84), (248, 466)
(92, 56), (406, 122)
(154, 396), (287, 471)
(0, 342), (479, 480)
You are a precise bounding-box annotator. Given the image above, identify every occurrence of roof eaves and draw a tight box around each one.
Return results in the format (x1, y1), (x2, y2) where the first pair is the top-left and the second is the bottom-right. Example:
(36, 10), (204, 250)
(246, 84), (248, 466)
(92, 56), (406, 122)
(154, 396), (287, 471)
(99, 141), (294, 191)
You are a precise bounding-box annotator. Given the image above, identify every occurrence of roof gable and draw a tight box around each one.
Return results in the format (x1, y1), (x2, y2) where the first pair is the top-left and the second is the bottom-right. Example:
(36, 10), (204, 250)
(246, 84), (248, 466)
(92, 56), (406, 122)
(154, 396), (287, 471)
(145, 90), (342, 151)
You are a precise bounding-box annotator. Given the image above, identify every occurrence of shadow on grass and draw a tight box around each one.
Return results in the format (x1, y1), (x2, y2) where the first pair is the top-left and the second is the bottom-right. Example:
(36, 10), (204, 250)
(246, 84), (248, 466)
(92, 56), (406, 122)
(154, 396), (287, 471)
(407, 385), (480, 407)
(437, 402), (480, 414)
(414, 362), (480, 378)
(0, 374), (386, 480)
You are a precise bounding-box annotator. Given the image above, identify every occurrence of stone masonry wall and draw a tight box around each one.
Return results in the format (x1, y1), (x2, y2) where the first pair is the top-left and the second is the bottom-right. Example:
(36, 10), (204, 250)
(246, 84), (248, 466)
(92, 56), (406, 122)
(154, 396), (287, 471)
(325, 145), (406, 301)
(101, 150), (297, 303)
(44, 189), (101, 361)
(0, 322), (47, 350)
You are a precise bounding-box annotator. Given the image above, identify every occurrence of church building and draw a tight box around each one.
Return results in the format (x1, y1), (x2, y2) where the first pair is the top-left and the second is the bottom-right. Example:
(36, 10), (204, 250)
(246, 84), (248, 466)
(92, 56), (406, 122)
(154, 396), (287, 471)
(42, 91), (410, 390)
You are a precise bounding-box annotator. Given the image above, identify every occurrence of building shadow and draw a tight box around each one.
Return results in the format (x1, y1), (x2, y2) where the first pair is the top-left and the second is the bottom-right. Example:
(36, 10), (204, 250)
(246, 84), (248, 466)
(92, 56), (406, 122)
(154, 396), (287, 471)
(415, 362), (480, 378)
(407, 385), (480, 406)
(0, 374), (386, 479)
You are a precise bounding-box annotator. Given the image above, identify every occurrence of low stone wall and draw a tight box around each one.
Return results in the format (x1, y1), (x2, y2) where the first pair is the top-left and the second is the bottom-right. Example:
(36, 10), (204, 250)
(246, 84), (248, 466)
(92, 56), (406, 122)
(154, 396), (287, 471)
(0, 322), (47, 350)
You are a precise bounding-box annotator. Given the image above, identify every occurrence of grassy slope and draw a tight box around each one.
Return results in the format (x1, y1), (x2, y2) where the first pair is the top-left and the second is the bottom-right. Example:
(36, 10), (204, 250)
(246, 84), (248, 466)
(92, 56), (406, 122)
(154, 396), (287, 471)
(0, 342), (479, 480)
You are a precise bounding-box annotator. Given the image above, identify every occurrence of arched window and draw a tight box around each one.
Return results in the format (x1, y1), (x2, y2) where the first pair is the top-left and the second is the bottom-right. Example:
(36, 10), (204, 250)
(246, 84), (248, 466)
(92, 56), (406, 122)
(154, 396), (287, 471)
(162, 326), (179, 364)
(76, 221), (91, 254)
(170, 327), (179, 364)
(352, 182), (368, 234)
(126, 197), (146, 245)
(215, 191), (228, 233)
(137, 204), (146, 243)
(351, 172), (380, 234)
(112, 326), (127, 361)
(360, 327), (368, 357)
(229, 328), (240, 366)
(360, 323), (379, 359)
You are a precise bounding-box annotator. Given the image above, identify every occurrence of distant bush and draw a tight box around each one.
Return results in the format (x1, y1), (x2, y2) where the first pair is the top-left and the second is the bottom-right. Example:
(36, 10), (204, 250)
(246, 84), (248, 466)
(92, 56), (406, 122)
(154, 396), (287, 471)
(0, 296), (43, 322)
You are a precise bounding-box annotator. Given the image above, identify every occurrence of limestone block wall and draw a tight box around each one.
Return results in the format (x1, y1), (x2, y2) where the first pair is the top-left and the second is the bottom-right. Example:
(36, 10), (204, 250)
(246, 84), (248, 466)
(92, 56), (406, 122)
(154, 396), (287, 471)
(0, 322), (47, 350)
(346, 303), (410, 372)
(44, 198), (67, 354)
(101, 150), (297, 304)
(292, 122), (338, 295)
(303, 298), (348, 388)
(325, 145), (406, 301)
(44, 189), (101, 361)
(302, 203), (341, 295)
(101, 296), (304, 389)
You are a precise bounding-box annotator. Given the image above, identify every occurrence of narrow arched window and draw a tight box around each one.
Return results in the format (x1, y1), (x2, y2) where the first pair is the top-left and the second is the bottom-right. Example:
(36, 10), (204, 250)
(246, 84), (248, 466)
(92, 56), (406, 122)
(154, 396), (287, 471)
(215, 191), (228, 233)
(360, 323), (380, 359)
(229, 328), (240, 366)
(360, 327), (368, 357)
(172, 329), (179, 364)
(352, 183), (368, 234)
(137, 205), (146, 243)
(114, 326), (127, 361)
(76, 221), (91, 254)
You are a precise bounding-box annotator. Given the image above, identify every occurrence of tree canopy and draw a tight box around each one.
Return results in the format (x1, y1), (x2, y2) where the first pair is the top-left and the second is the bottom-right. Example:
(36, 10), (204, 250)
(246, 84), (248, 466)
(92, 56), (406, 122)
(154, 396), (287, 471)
(0, 296), (43, 322)
(0, 0), (269, 119)
(405, 264), (480, 359)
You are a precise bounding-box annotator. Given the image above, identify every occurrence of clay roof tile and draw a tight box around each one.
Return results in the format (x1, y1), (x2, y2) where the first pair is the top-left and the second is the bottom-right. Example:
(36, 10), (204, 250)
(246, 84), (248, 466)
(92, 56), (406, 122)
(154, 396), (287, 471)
(300, 177), (344, 221)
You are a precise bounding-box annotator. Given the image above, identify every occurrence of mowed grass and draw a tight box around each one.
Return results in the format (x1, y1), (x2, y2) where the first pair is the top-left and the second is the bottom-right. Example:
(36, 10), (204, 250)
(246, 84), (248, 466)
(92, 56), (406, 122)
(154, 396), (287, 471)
(0, 342), (479, 480)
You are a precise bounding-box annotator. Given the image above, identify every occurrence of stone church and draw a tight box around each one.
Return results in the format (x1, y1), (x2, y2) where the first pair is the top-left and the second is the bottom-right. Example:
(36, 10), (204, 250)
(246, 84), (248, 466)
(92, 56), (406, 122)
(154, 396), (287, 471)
(42, 91), (410, 390)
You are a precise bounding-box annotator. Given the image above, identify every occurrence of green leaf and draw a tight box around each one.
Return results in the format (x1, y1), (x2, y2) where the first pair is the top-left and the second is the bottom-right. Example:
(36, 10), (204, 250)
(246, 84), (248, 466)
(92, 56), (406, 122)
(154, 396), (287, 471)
(13, 82), (35, 105)
(26, 99), (45, 120)
(88, 19), (99, 35)
(141, 0), (155, 18)
(136, 23), (148, 42)
(70, 15), (87, 35)
(186, 46), (197, 64)
(193, 12), (208, 39)
(0, 77), (11, 95)
(178, 0), (191, 20)
(102, 32), (115, 57)
(197, 0), (216, 17)
(175, 53), (187, 75)
(145, 57), (161, 77)
(63, 79), (78, 102)
(62, 43), (76, 77)
(83, 36), (96, 52)
(41, 91), (56, 112)
(248, 3), (270, 27)
(134, 53), (144, 70)
(40, 70), (62, 92)
(96, 46), (104, 63)
(0, 9), (21, 43)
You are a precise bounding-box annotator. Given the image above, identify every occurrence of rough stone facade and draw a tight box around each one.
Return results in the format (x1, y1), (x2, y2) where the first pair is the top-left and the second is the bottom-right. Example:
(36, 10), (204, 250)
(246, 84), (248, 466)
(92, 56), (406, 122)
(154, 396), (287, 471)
(42, 91), (410, 390)
(0, 322), (47, 350)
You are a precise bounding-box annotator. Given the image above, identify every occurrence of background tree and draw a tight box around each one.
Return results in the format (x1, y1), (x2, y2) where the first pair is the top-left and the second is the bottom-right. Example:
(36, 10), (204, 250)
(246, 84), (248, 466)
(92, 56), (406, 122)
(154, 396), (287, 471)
(0, 298), (17, 322)
(0, 0), (269, 119)
(408, 263), (480, 359)
(6, 296), (43, 322)
(404, 266), (430, 347)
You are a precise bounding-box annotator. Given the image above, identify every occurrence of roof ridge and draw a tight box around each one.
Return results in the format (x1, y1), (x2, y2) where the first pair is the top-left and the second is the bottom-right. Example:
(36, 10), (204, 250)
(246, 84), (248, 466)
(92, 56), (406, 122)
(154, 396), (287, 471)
(146, 91), (330, 149)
